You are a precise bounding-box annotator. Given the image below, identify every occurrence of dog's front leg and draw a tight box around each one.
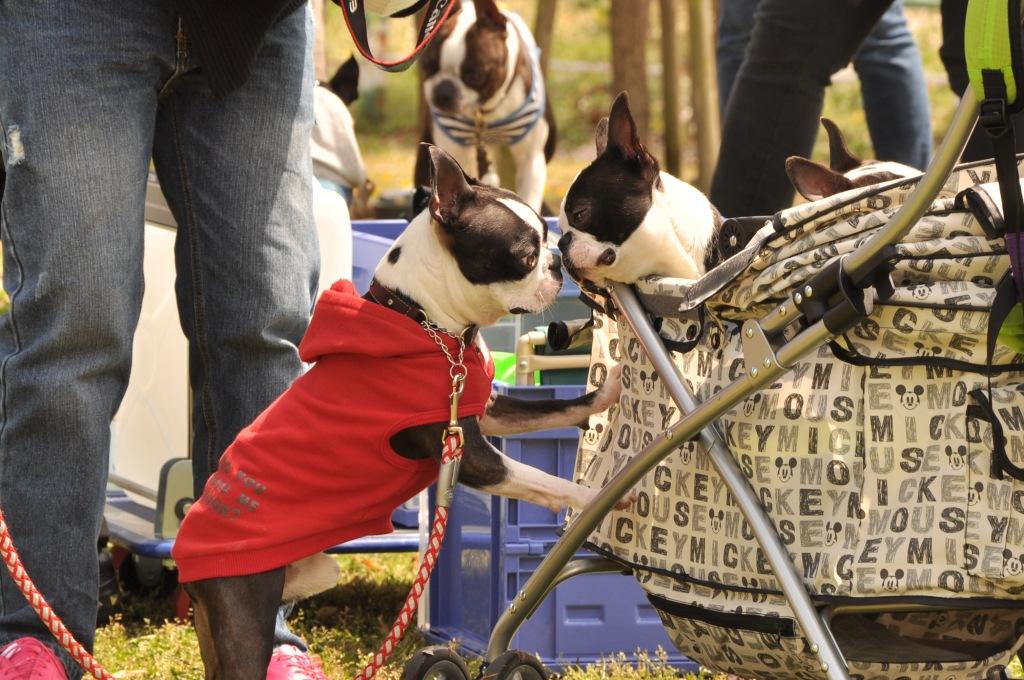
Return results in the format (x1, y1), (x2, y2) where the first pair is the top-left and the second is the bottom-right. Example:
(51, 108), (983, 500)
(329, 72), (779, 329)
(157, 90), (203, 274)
(510, 139), (548, 214)
(391, 411), (630, 513)
(456, 418), (629, 512)
(479, 365), (620, 436)
(185, 570), (285, 680)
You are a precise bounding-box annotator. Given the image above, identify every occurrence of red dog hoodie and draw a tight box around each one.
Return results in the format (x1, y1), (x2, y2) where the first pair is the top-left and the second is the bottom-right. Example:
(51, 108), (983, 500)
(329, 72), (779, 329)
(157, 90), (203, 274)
(172, 280), (493, 583)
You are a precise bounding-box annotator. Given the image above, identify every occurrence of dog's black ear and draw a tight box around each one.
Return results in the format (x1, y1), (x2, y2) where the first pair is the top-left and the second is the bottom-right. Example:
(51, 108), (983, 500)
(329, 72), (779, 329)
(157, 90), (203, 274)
(594, 116), (609, 156)
(425, 144), (473, 226)
(329, 55), (360, 106)
(475, 0), (507, 29)
(412, 184), (432, 217)
(607, 91), (659, 182)
(821, 118), (862, 173)
(607, 92), (642, 158)
(785, 156), (854, 201)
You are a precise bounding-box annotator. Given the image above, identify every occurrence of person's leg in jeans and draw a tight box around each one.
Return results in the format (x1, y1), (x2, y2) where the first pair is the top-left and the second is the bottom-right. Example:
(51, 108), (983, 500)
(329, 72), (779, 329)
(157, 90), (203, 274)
(853, 0), (932, 169)
(150, 3), (319, 654)
(716, 0), (762, 116)
(710, 0), (895, 217)
(0, 3), (179, 677)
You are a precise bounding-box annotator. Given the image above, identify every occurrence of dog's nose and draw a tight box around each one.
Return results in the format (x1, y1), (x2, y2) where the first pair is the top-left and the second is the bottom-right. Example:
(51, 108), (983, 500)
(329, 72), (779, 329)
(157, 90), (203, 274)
(431, 79), (459, 112)
(557, 232), (573, 251)
(549, 251), (563, 278)
(598, 248), (616, 266)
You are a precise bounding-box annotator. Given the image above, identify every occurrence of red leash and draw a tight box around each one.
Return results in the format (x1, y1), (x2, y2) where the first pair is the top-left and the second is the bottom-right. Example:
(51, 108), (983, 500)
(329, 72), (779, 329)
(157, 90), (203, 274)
(1, 325), (469, 680)
(0, 431), (464, 680)
(355, 429), (463, 680)
(0, 511), (114, 679)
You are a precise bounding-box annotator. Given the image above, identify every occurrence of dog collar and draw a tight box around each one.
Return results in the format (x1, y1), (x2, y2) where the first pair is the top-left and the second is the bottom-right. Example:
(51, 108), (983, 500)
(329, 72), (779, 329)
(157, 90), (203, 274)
(364, 279), (478, 344)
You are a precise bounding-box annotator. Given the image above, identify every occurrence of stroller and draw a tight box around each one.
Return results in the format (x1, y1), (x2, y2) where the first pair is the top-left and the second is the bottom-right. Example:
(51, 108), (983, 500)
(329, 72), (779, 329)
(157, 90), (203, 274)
(403, 4), (1024, 679)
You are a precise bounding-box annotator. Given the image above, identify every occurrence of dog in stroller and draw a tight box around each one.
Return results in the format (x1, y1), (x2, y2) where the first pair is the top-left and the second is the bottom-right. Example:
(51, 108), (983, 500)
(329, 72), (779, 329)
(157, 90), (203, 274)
(550, 93), (1024, 679)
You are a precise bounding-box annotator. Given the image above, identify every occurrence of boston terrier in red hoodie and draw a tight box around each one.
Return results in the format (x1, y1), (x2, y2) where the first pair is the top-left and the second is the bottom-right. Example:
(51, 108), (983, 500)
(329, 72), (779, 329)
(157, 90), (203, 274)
(172, 145), (625, 679)
(558, 92), (721, 286)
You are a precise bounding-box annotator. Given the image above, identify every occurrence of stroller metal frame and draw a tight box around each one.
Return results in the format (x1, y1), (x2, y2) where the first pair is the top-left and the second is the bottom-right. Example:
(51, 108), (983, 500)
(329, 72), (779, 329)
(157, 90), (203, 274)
(483, 91), (983, 679)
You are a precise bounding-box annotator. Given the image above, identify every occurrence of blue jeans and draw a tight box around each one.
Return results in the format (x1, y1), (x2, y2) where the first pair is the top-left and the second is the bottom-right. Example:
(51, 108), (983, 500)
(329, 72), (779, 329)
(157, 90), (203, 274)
(717, 0), (930, 171)
(0, 2), (318, 677)
(710, 0), (896, 217)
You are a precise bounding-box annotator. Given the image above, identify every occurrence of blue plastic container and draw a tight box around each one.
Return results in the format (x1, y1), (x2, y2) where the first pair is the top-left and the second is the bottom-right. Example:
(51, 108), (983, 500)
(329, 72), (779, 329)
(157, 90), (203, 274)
(351, 231), (395, 295)
(424, 385), (695, 671)
(351, 219), (408, 242)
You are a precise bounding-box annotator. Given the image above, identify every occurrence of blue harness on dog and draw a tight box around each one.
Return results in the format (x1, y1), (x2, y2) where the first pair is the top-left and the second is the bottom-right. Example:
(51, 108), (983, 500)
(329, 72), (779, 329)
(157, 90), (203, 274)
(431, 41), (545, 151)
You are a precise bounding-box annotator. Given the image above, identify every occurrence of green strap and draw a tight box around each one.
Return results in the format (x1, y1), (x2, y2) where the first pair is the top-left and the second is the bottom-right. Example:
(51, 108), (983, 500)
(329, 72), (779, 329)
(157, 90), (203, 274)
(966, 0), (1023, 109)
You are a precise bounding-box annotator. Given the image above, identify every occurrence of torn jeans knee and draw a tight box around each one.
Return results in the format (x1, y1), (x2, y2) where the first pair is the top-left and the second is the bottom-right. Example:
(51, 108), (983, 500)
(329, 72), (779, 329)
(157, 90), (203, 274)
(4, 125), (24, 166)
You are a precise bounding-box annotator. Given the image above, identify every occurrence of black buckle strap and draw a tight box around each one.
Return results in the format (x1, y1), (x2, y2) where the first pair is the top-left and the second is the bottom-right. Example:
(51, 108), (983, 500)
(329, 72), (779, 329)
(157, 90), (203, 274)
(978, 63), (1024, 301)
(969, 388), (1024, 483)
(794, 255), (894, 337)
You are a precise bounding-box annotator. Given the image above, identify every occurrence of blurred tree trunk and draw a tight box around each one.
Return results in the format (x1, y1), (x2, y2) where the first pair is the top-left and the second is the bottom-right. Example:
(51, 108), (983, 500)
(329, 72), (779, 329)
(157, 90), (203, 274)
(659, 0), (681, 176)
(533, 0), (558, 77)
(687, 0), (719, 191)
(610, 0), (651, 139)
(312, 0), (328, 82)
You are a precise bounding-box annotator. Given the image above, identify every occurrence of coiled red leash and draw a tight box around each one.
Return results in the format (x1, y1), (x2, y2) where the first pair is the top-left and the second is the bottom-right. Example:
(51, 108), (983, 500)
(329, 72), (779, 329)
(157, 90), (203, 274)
(0, 320), (469, 680)
(355, 320), (468, 679)
(355, 426), (463, 680)
(0, 511), (114, 679)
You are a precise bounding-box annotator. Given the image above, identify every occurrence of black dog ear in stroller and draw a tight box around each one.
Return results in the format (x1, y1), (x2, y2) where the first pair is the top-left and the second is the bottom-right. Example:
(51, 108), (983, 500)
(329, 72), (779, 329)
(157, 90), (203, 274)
(785, 156), (855, 202)
(820, 117), (863, 173)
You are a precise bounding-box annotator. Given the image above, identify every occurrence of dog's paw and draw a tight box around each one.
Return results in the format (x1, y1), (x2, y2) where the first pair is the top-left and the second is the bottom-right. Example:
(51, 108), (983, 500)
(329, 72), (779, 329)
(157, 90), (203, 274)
(282, 553), (340, 603)
(614, 490), (638, 510)
(590, 364), (622, 413)
(564, 482), (635, 512)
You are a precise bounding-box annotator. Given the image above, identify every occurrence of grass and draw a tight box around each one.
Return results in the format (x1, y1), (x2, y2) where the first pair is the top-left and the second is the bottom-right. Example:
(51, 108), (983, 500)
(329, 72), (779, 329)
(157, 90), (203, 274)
(94, 553), (708, 679)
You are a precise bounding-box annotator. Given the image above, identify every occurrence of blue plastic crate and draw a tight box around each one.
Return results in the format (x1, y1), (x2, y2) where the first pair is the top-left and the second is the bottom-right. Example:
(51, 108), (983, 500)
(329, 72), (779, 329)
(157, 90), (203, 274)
(425, 385), (694, 671)
(351, 219), (408, 242)
(351, 231), (395, 295)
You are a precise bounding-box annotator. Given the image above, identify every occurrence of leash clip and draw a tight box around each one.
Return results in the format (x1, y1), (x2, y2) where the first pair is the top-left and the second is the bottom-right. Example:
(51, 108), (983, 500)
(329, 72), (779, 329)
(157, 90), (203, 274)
(444, 373), (466, 448)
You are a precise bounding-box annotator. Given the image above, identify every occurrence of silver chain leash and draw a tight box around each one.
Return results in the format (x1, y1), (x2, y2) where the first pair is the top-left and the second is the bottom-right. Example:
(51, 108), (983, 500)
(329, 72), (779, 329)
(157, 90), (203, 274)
(420, 319), (468, 387)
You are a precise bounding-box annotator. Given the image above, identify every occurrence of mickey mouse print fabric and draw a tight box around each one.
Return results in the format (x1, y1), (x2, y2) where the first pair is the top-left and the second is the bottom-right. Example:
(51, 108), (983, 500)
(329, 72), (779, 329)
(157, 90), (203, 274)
(573, 156), (1024, 679)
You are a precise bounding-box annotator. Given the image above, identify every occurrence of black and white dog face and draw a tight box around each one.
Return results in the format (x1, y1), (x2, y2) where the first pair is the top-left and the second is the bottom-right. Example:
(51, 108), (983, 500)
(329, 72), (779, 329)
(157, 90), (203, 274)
(786, 118), (920, 201)
(376, 145), (561, 330)
(421, 0), (516, 120)
(558, 92), (719, 285)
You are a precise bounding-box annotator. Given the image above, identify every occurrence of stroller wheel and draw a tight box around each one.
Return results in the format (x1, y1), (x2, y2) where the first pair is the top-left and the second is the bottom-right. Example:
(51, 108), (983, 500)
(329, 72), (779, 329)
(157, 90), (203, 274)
(401, 646), (470, 680)
(480, 650), (549, 680)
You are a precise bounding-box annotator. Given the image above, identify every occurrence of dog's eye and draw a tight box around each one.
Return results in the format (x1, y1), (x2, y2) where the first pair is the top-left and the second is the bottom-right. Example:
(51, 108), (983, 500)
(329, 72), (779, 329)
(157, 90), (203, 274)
(525, 254), (537, 269)
(572, 207), (590, 226)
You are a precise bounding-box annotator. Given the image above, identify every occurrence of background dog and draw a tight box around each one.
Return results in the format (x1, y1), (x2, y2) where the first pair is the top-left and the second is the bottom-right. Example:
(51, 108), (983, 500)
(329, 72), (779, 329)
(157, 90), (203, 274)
(414, 0), (556, 214)
(785, 118), (921, 201)
(557, 92), (721, 286)
(313, 55), (375, 218)
(177, 145), (625, 679)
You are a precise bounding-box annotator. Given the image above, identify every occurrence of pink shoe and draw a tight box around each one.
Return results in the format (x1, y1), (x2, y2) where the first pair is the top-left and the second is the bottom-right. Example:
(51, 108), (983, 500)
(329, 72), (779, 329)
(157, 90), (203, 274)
(0, 637), (68, 680)
(267, 644), (327, 680)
